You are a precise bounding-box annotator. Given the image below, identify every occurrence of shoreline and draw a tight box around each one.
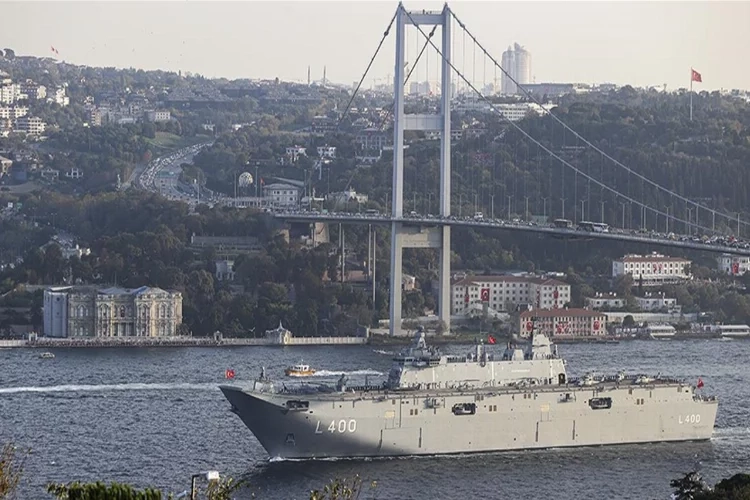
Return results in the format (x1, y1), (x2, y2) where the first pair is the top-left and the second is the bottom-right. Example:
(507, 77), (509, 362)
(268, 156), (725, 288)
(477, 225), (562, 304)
(0, 332), (736, 349)
(0, 336), (368, 349)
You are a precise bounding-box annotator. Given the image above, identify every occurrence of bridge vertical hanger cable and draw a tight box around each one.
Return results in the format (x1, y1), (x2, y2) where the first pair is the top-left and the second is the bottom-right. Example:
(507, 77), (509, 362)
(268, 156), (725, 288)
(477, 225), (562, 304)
(449, 9), (748, 231)
(402, 8), (714, 235)
(329, 8), (397, 213)
(342, 22), (438, 205)
(373, 25), (438, 132)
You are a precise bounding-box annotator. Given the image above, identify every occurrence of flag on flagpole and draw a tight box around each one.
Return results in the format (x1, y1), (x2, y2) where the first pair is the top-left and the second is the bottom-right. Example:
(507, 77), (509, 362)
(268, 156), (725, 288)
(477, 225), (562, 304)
(697, 377), (704, 388)
(487, 335), (496, 345)
(689, 68), (701, 121)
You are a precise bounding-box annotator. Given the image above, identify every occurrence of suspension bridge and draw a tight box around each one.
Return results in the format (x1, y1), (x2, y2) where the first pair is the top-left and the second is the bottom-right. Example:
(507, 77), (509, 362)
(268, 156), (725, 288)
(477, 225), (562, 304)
(275, 3), (750, 336)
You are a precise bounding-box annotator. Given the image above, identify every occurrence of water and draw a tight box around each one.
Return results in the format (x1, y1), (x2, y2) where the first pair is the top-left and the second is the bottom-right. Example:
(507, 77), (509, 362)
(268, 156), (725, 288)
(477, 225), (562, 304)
(1, 340), (749, 499)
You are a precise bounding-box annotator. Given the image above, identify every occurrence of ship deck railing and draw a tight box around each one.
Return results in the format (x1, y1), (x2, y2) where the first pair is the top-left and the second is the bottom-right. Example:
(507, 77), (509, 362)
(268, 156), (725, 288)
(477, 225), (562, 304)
(269, 374), (691, 400)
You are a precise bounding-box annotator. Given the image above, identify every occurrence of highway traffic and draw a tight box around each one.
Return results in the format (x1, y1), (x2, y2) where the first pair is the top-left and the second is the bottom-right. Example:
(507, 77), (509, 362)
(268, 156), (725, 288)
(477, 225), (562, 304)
(134, 147), (750, 257)
(275, 209), (750, 257)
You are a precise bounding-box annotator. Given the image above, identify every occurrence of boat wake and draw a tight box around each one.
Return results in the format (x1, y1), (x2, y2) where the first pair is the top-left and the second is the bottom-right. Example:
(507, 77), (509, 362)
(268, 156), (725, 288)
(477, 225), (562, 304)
(312, 369), (384, 377)
(0, 382), (219, 395)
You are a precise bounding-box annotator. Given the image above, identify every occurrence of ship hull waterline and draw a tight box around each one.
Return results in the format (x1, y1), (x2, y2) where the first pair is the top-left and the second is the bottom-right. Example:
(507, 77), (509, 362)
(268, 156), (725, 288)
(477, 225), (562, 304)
(220, 384), (717, 460)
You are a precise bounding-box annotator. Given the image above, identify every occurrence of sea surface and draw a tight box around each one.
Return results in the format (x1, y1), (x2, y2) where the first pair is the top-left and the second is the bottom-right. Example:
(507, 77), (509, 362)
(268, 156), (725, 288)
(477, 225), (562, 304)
(1, 339), (749, 499)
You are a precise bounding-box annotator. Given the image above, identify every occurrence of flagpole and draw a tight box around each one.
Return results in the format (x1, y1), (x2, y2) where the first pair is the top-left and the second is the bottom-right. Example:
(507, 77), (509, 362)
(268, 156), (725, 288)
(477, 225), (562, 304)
(689, 68), (693, 122)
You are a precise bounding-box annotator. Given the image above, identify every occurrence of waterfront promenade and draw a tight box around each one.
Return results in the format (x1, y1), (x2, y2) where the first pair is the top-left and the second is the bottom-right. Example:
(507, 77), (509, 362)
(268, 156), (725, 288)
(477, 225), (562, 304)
(0, 335), (368, 349)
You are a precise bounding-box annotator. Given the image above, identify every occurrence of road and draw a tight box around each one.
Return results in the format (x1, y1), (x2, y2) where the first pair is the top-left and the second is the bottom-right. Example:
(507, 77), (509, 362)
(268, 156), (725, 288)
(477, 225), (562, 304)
(135, 143), (214, 207)
(274, 211), (750, 257)
(133, 147), (750, 257)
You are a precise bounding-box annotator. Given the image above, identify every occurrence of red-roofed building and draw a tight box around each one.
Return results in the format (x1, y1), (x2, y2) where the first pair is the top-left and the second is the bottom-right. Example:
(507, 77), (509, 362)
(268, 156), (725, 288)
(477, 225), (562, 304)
(451, 275), (571, 316)
(519, 308), (607, 338)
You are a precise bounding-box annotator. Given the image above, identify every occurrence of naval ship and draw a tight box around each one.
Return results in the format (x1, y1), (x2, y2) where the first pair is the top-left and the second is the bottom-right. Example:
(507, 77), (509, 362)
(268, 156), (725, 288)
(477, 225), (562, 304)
(220, 330), (717, 459)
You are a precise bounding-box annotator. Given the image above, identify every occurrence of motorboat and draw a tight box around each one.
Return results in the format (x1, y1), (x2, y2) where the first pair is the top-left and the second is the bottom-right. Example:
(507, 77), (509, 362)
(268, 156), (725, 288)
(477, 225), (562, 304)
(284, 363), (316, 377)
(40, 352), (55, 359)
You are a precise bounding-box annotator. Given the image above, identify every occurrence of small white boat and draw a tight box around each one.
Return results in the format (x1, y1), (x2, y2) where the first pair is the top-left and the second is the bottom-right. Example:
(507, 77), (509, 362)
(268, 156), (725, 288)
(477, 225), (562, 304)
(284, 363), (316, 377)
(40, 352), (55, 359)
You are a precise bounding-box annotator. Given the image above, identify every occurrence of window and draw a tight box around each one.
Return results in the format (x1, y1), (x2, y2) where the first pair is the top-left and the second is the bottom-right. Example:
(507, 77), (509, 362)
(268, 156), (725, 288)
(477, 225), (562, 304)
(452, 403), (476, 416)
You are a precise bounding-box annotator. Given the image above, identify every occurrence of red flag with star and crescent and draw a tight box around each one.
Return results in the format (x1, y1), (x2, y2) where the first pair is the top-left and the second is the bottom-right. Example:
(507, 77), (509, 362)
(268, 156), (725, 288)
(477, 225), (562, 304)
(691, 69), (702, 83)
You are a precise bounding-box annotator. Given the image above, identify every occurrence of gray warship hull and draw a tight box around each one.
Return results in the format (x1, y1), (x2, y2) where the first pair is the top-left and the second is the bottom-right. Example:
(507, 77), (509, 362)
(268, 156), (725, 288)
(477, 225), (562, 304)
(220, 381), (717, 460)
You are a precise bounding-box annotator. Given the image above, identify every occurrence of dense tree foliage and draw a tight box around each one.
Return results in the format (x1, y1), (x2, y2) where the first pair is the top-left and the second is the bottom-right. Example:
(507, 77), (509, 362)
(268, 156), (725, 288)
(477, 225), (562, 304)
(671, 471), (750, 500)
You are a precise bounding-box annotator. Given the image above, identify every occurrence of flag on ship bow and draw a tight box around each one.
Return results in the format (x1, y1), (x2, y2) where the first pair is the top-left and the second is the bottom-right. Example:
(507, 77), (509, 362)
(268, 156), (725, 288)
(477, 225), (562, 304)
(697, 377), (704, 389)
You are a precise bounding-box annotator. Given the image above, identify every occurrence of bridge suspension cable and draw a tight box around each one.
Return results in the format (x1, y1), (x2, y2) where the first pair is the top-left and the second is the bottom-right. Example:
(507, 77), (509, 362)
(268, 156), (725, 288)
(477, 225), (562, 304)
(401, 6), (716, 235)
(332, 9), (398, 134)
(334, 20), (437, 211)
(448, 8), (747, 233)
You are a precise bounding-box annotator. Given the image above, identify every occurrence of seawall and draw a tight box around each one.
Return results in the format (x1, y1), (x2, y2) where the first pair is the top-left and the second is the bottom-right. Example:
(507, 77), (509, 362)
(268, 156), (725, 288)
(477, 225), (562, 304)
(0, 336), (368, 349)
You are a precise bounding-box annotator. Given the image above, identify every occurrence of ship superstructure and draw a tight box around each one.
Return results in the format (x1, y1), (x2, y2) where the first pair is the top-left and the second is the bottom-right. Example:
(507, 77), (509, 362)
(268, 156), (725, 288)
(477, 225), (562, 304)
(220, 331), (717, 459)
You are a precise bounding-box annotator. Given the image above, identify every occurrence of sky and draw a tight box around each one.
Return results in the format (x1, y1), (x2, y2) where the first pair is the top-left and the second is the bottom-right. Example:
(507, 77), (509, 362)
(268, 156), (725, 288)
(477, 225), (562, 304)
(4, 1), (749, 91)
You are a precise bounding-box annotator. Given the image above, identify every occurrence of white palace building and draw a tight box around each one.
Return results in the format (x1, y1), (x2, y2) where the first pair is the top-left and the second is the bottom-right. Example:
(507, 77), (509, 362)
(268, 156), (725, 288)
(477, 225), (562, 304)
(43, 286), (183, 338)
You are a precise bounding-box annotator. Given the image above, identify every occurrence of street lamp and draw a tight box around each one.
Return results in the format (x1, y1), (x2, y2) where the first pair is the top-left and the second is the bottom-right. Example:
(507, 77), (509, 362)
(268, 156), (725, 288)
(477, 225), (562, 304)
(191, 471), (220, 500)
(507, 195), (513, 219)
(524, 196), (530, 221)
(619, 201), (628, 229)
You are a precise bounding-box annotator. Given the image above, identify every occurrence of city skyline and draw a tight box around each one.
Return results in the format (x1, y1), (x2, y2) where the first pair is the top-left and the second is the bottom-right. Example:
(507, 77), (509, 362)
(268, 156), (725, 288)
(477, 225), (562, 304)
(5, 1), (750, 92)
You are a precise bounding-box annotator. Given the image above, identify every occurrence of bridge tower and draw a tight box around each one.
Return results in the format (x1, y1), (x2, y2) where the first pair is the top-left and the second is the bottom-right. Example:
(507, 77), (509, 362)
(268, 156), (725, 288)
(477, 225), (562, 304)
(390, 5), (452, 336)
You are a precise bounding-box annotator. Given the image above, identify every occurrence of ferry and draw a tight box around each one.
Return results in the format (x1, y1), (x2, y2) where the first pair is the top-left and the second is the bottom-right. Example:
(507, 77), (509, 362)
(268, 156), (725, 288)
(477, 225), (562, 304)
(646, 324), (676, 340)
(284, 363), (316, 377)
(39, 352), (55, 359)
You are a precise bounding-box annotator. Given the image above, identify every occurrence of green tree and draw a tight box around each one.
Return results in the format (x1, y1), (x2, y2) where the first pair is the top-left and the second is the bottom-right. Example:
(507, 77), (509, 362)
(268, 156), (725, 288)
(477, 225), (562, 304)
(671, 471), (709, 500)
(0, 443), (27, 500)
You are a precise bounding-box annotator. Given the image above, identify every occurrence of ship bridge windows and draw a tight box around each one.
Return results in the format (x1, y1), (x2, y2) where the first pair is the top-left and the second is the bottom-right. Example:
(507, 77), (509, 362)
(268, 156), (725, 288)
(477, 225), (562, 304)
(452, 403), (477, 416)
(588, 397), (612, 410)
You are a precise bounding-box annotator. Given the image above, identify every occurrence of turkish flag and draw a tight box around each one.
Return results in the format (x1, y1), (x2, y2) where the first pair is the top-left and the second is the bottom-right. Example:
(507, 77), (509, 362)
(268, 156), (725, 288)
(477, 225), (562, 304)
(487, 335), (496, 344)
(691, 69), (702, 83)
(697, 377), (704, 388)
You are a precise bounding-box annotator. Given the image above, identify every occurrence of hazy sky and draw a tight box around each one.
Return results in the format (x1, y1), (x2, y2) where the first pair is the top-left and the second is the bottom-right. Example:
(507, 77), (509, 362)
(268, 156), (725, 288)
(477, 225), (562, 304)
(5, 1), (749, 91)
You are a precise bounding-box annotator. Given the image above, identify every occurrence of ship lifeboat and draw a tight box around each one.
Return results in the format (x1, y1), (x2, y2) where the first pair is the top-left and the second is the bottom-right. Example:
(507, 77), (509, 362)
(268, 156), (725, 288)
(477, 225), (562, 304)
(284, 363), (316, 377)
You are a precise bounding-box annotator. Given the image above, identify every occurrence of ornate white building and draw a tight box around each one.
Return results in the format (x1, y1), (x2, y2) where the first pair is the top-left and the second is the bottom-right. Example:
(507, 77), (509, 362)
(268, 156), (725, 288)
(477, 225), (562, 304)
(43, 286), (182, 338)
(612, 252), (691, 286)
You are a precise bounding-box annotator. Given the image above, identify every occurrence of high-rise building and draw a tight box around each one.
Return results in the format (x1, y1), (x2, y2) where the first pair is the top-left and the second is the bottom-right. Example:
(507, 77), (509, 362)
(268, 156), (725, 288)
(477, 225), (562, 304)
(501, 43), (532, 95)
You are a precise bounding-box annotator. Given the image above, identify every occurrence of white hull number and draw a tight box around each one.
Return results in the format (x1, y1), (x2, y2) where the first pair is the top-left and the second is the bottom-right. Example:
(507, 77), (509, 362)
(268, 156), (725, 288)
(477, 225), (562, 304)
(315, 419), (357, 434)
(678, 414), (701, 424)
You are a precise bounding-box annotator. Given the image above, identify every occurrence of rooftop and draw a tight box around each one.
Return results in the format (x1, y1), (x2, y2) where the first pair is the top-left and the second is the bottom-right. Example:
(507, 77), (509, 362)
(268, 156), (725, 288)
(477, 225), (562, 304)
(520, 308), (604, 318)
(618, 253), (690, 263)
(453, 275), (567, 287)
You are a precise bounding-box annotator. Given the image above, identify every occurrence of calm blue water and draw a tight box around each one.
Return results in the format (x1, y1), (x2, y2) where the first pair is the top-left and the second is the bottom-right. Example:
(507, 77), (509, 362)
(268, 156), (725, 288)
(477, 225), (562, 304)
(1, 340), (749, 499)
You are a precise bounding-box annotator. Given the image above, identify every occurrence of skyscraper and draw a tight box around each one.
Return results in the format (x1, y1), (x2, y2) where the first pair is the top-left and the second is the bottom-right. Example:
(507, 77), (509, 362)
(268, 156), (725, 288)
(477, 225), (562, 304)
(501, 43), (532, 95)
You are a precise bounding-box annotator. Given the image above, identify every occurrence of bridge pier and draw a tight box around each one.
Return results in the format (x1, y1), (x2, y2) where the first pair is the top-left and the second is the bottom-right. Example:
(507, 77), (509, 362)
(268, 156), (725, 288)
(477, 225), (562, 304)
(388, 5), (452, 336)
